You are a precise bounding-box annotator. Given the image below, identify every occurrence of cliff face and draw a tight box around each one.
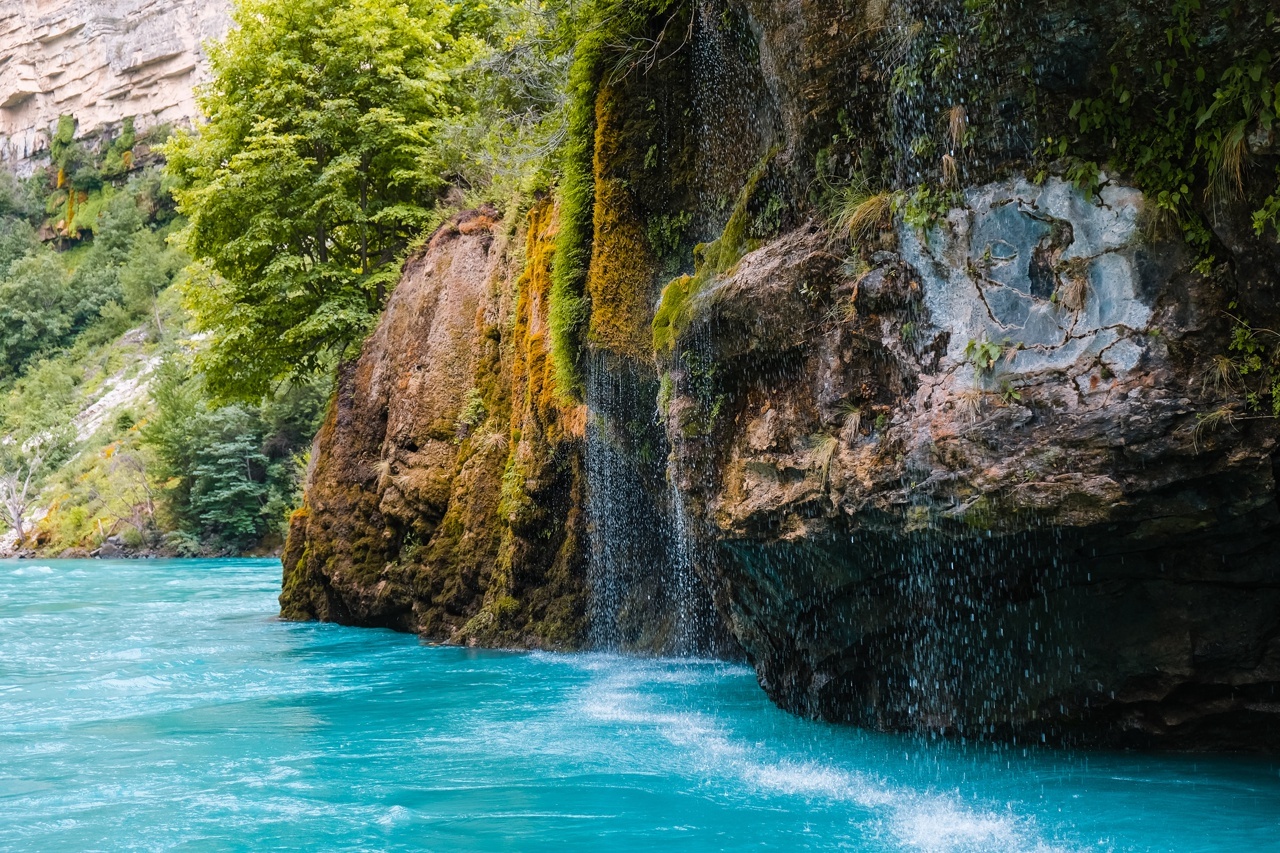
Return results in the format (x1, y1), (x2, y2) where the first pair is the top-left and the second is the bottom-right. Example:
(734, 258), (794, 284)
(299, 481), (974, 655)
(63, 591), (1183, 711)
(0, 0), (229, 169)
(663, 181), (1280, 750)
(284, 0), (1280, 749)
(281, 206), (589, 649)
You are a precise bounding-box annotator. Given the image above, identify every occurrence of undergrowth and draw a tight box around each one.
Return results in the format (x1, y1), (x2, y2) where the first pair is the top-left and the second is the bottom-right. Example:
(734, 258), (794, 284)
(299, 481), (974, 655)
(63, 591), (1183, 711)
(1051, 1), (1279, 269)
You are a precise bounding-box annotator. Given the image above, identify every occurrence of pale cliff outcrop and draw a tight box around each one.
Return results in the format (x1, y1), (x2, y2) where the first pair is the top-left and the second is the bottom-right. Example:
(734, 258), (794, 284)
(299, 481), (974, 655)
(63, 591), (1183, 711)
(0, 0), (230, 169)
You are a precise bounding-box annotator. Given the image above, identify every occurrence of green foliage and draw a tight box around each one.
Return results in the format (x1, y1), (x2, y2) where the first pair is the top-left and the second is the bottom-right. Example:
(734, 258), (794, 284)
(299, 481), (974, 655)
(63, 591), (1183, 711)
(0, 175), (188, 383)
(1219, 315), (1280, 415)
(165, 0), (484, 400)
(144, 355), (325, 551)
(1060, 1), (1280, 257)
(0, 252), (75, 376)
(549, 0), (682, 399)
(674, 348), (724, 437)
(455, 387), (488, 434)
(902, 184), (960, 233)
(645, 211), (694, 276)
(0, 219), (40, 275)
(0, 172), (41, 222)
(432, 1), (573, 201)
(964, 337), (1005, 379)
(50, 115), (80, 177)
(101, 117), (137, 178)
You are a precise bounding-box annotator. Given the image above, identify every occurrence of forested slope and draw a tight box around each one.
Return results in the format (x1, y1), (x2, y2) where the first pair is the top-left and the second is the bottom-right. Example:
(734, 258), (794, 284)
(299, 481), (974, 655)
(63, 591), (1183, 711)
(0, 126), (323, 556)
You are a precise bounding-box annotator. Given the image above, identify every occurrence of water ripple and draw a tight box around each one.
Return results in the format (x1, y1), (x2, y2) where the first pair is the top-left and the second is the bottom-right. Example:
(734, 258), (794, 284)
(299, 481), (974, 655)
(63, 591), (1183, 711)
(1, 559), (1277, 852)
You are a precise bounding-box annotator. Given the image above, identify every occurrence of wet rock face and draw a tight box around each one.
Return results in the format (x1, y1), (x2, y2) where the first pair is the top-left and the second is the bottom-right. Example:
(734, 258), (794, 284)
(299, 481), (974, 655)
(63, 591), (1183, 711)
(0, 0), (230, 170)
(282, 207), (589, 649)
(665, 177), (1280, 750)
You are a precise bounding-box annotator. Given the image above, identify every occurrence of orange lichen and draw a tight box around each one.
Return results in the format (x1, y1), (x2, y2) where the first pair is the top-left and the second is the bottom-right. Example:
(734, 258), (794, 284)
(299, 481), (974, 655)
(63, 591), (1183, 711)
(585, 85), (660, 362)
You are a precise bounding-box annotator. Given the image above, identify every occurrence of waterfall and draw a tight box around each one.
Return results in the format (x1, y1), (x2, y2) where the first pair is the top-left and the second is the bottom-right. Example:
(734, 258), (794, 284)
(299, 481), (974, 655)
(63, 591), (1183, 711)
(584, 351), (725, 657)
(665, 467), (699, 656)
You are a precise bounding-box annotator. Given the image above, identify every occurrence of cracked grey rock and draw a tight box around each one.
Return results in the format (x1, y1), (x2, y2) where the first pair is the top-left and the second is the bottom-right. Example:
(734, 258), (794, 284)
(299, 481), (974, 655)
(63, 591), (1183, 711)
(903, 176), (1152, 379)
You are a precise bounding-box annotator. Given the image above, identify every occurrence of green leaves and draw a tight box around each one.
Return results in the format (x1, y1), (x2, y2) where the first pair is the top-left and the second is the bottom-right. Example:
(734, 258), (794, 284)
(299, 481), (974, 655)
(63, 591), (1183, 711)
(144, 355), (326, 550)
(166, 0), (482, 401)
(1064, 0), (1279, 257)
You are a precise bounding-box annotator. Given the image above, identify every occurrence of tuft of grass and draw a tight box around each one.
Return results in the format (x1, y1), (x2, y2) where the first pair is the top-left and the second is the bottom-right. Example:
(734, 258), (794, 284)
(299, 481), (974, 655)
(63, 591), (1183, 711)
(805, 433), (840, 488)
(830, 183), (897, 245)
(941, 153), (959, 187)
(1192, 405), (1239, 449)
(947, 104), (968, 150)
(838, 400), (863, 438)
(1058, 258), (1090, 311)
(481, 431), (510, 454)
(374, 458), (394, 492)
(1202, 353), (1239, 395)
(954, 387), (984, 422)
(1208, 120), (1248, 203)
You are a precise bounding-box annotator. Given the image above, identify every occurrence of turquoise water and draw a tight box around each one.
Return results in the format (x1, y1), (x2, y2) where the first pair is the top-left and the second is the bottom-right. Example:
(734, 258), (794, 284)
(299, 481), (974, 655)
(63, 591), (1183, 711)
(1, 559), (1277, 852)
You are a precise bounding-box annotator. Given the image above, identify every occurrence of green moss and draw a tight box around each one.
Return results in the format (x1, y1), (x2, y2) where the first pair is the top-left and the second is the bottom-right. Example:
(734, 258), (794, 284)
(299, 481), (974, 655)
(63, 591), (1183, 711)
(585, 86), (661, 360)
(961, 495), (997, 531)
(549, 0), (684, 400)
(69, 186), (114, 234)
(652, 147), (779, 355)
(652, 274), (695, 356)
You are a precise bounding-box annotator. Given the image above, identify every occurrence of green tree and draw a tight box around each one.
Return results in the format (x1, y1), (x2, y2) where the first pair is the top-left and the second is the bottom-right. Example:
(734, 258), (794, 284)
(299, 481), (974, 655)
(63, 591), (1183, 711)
(118, 230), (184, 332)
(0, 220), (40, 277)
(165, 0), (483, 400)
(0, 252), (73, 377)
(145, 354), (326, 551)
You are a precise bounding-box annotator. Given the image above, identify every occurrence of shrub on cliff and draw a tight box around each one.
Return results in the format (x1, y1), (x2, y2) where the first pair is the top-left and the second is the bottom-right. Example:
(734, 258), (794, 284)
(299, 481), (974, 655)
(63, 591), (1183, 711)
(165, 0), (484, 400)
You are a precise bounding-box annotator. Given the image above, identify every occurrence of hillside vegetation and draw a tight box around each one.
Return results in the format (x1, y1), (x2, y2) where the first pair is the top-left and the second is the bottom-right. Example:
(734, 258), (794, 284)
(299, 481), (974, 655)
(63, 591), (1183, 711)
(0, 131), (323, 556)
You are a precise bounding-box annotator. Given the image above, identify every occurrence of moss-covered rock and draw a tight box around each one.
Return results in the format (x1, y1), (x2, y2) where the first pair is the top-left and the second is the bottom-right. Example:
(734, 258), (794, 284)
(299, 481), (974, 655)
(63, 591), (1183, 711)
(281, 204), (588, 649)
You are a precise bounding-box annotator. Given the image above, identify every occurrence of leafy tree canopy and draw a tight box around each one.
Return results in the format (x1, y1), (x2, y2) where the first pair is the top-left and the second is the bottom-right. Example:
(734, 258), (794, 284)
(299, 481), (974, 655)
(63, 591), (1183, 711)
(165, 0), (484, 400)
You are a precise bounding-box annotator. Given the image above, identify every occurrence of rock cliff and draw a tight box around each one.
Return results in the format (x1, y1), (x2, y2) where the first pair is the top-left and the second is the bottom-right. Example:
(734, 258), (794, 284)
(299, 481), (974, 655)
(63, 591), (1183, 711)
(0, 0), (230, 170)
(281, 205), (589, 649)
(663, 178), (1280, 750)
(284, 0), (1280, 750)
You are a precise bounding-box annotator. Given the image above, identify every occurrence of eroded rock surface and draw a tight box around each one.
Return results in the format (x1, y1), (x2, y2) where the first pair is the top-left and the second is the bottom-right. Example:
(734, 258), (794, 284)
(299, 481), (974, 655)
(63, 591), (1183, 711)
(282, 206), (589, 649)
(0, 0), (229, 169)
(665, 177), (1280, 750)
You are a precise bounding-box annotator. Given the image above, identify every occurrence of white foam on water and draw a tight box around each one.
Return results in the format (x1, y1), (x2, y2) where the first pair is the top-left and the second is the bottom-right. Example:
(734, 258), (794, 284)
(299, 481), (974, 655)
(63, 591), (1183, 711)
(576, 662), (1081, 853)
(10, 565), (54, 576)
(377, 805), (412, 828)
(890, 800), (1070, 853)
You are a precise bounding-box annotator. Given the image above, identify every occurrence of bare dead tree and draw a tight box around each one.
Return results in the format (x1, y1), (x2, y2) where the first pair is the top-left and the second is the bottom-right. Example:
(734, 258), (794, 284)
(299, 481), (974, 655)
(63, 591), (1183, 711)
(0, 451), (42, 545)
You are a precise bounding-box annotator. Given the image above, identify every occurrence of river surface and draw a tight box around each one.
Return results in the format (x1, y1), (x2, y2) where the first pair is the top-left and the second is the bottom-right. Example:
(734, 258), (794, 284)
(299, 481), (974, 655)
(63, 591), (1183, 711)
(2, 559), (1278, 852)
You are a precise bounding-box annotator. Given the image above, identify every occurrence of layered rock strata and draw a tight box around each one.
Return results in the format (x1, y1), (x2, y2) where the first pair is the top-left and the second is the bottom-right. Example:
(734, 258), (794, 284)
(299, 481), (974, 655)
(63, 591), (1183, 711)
(0, 0), (230, 170)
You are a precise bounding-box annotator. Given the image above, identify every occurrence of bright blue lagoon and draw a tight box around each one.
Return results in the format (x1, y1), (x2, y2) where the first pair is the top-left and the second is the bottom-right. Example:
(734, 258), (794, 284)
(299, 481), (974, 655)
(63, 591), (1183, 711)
(2, 559), (1277, 852)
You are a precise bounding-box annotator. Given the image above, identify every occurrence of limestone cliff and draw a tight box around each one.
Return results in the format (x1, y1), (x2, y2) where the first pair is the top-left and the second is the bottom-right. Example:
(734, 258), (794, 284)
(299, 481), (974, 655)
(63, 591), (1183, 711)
(0, 0), (230, 170)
